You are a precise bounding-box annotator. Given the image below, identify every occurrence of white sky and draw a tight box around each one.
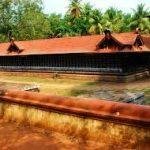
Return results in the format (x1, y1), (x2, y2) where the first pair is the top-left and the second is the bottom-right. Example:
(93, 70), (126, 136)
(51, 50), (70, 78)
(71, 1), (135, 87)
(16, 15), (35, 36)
(42, 0), (150, 14)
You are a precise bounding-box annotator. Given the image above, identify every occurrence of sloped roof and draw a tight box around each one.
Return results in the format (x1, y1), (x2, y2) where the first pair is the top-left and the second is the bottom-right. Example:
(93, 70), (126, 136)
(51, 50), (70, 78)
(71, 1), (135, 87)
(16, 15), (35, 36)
(0, 32), (149, 56)
(142, 35), (150, 49)
(112, 32), (139, 45)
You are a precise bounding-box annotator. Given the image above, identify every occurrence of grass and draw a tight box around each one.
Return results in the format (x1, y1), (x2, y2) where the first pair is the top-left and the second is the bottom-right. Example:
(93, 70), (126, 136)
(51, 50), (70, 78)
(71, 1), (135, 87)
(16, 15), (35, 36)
(0, 72), (149, 148)
(141, 88), (150, 105)
(0, 72), (149, 105)
(0, 72), (95, 96)
(0, 101), (149, 148)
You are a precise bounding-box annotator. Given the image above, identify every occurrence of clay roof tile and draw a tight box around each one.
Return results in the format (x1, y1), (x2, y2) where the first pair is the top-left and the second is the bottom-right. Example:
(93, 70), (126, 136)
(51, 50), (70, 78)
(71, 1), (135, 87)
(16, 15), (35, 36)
(0, 33), (149, 56)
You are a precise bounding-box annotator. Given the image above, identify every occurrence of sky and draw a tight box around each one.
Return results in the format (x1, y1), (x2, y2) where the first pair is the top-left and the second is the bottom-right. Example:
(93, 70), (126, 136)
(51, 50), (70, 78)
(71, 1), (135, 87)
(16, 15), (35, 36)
(42, 0), (150, 14)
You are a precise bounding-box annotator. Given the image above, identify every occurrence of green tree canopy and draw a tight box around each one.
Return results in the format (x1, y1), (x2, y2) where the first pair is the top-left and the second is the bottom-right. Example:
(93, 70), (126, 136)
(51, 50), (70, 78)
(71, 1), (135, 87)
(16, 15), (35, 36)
(130, 4), (150, 33)
(0, 1), (149, 42)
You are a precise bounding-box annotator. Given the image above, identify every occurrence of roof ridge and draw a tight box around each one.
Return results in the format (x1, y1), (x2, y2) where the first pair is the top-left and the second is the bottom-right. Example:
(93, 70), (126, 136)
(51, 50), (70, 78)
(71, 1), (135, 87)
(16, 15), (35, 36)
(0, 32), (149, 56)
(0, 32), (143, 44)
(9, 35), (103, 44)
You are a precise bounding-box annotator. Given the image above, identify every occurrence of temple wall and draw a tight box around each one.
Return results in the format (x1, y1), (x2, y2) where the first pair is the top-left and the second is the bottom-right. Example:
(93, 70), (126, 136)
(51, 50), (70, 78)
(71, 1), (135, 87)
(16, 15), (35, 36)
(0, 53), (149, 75)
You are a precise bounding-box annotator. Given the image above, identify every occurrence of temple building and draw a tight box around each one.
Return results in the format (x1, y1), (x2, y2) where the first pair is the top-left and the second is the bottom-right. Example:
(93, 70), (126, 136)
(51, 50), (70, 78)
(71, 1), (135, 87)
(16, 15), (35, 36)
(0, 30), (149, 81)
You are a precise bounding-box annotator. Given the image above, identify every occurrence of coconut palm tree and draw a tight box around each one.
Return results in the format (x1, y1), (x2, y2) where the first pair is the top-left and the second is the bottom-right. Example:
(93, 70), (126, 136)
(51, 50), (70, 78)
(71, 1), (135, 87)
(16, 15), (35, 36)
(88, 9), (103, 34)
(130, 4), (150, 33)
(101, 7), (124, 33)
(68, 0), (82, 18)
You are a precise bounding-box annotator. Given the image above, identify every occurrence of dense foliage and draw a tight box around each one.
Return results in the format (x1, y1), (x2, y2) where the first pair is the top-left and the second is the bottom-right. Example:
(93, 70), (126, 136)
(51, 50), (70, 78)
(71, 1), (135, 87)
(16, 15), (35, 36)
(0, 0), (149, 42)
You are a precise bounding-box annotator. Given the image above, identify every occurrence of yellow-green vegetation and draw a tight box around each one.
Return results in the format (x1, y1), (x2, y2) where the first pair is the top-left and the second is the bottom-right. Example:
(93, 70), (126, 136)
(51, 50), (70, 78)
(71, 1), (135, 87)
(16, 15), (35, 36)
(0, 0), (150, 43)
(0, 73), (90, 96)
(0, 72), (149, 105)
(0, 102), (149, 149)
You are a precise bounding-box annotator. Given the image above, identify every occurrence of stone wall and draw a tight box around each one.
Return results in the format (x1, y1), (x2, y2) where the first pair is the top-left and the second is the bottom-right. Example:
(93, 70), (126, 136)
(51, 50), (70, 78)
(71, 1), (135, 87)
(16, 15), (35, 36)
(0, 90), (149, 148)
(0, 70), (150, 82)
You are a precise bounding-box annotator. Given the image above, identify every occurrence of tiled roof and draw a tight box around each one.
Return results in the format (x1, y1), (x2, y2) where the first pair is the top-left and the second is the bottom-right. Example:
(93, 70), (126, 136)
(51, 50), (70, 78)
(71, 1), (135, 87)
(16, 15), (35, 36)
(0, 32), (149, 56)
(142, 35), (150, 49)
(112, 32), (138, 45)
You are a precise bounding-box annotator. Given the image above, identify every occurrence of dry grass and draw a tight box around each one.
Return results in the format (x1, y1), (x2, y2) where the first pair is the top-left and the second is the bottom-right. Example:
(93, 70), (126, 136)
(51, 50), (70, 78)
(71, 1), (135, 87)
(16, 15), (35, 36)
(0, 72), (88, 96)
(0, 71), (150, 104)
(0, 101), (149, 149)
(0, 72), (150, 148)
(0, 120), (113, 150)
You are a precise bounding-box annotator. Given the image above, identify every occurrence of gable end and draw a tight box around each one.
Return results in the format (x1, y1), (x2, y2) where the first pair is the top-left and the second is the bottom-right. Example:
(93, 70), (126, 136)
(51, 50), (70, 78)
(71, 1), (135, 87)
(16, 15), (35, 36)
(134, 35), (144, 47)
(96, 35), (124, 50)
(7, 42), (23, 54)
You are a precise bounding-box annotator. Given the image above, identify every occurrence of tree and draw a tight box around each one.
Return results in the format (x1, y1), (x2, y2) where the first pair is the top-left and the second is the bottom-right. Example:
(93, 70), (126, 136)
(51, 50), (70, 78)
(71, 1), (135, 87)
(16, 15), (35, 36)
(130, 4), (150, 33)
(88, 8), (103, 34)
(48, 13), (63, 38)
(68, 0), (82, 18)
(14, 0), (51, 40)
(101, 7), (125, 33)
(0, 0), (15, 41)
(0, 0), (51, 41)
(122, 14), (132, 32)
(0, 0), (149, 42)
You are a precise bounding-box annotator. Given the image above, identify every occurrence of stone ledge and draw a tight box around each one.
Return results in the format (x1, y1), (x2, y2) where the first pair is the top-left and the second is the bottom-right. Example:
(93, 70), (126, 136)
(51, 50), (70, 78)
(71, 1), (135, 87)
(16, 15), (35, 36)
(0, 70), (149, 82)
(0, 90), (150, 128)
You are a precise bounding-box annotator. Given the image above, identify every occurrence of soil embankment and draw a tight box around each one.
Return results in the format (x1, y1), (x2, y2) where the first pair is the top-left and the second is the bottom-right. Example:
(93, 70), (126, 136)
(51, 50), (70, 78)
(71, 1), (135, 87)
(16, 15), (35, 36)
(0, 119), (109, 150)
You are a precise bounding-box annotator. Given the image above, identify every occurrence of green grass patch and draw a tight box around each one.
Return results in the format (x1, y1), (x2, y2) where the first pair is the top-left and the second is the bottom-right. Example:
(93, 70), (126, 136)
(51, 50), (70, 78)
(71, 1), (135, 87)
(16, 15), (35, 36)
(70, 89), (90, 97)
